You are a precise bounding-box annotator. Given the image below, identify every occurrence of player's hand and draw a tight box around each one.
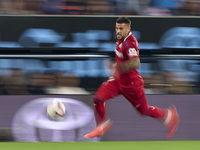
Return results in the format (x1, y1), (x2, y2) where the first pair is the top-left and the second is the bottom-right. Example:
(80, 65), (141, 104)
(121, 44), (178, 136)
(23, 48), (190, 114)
(111, 62), (117, 70)
(112, 62), (126, 79)
(111, 62), (119, 79)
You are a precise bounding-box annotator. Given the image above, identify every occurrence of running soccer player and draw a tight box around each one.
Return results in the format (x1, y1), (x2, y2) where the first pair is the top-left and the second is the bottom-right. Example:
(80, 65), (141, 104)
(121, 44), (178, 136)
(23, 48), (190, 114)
(84, 17), (179, 139)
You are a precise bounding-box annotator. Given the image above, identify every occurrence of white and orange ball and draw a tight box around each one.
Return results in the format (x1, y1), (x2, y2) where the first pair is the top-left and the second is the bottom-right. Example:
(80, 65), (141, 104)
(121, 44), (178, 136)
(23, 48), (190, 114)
(47, 100), (66, 120)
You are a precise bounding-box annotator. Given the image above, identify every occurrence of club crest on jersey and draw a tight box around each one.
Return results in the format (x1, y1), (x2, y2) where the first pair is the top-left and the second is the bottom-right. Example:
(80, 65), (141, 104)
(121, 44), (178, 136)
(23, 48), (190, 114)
(119, 43), (122, 49)
(115, 49), (123, 59)
(129, 48), (138, 57)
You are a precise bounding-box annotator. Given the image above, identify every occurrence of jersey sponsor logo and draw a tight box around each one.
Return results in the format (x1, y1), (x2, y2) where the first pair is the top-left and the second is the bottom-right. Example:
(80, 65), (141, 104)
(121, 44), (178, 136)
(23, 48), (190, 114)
(129, 48), (138, 57)
(115, 49), (123, 59)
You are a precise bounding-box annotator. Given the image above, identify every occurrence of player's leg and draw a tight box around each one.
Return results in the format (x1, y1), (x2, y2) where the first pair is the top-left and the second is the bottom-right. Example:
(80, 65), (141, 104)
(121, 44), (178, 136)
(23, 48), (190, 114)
(93, 77), (120, 125)
(84, 77), (120, 139)
(122, 84), (179, 139)
(122, 85), (167, 120)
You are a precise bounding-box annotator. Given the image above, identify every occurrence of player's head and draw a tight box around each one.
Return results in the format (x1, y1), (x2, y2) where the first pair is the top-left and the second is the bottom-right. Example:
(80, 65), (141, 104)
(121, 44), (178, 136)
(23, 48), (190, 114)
(115, 17), (131, 41)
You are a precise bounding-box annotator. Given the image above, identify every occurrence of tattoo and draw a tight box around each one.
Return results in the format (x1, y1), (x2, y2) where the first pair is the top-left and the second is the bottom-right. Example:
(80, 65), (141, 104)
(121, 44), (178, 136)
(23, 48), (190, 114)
(127, 57), (140, 69)
(119, 58), (140, 73)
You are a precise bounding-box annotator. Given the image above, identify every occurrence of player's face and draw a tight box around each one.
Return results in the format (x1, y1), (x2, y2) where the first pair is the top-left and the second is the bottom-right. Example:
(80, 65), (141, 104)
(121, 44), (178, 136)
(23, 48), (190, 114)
(115, 23), (130, 41)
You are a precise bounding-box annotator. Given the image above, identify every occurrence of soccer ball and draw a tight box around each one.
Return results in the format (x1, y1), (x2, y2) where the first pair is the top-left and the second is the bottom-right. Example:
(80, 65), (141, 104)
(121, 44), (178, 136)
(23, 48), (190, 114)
(47, 100), (66, 120)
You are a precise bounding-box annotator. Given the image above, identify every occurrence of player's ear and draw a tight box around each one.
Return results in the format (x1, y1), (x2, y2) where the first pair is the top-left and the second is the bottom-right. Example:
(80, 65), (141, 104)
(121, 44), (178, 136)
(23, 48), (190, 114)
(127, 25), (131, 31)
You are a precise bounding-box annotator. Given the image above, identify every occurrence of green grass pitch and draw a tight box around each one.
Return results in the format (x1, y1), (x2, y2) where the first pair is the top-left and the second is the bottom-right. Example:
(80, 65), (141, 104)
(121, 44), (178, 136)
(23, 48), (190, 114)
(1, 141), (200, 150)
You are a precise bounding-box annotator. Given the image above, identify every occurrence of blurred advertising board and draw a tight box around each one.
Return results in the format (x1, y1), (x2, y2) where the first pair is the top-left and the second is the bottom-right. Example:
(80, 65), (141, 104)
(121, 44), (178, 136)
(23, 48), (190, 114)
(0, 94), (199, 141)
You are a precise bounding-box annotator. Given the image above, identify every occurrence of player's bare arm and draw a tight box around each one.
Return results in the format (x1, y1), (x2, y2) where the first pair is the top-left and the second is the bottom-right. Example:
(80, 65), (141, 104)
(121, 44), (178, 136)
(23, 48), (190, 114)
(117, 57), (140, 73)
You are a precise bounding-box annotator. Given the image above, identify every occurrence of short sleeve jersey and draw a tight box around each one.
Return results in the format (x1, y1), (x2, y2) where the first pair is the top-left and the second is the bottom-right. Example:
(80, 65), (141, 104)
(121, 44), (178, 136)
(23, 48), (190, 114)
(115, 31), (141, 86)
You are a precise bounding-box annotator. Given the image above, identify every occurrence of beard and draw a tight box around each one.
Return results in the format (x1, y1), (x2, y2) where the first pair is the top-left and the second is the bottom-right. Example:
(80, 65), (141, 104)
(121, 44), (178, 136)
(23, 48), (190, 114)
(116, 34), (124, 41)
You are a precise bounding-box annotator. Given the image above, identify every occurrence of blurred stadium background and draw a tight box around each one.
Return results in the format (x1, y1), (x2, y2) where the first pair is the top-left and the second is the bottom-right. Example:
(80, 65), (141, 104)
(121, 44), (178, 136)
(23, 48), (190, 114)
(0, 0), (200, 148)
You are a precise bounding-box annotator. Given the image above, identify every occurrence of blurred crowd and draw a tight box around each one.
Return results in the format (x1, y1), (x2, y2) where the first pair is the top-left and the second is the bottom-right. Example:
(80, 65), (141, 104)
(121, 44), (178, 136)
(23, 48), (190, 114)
(0, 0), (200, 16)
(0, 68), (91, 95)
(0, 62), (198, 95)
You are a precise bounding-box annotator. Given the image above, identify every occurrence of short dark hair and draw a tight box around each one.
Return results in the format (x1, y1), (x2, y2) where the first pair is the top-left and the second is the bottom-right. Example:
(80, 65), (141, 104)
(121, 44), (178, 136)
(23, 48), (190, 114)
(116, 17), (131, 27)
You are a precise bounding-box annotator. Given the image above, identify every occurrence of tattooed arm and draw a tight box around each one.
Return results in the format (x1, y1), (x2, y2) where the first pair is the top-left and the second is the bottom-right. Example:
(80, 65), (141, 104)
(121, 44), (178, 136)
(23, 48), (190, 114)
(117, 57), (140, 73)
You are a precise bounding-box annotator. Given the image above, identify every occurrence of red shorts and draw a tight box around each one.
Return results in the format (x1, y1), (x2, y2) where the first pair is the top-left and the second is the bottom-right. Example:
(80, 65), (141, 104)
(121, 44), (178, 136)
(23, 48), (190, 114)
(94, 77), (150, 115)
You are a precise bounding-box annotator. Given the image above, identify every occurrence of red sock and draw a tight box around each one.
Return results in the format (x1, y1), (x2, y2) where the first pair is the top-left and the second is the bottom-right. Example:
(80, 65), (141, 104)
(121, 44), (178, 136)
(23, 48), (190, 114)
(93, 98), (108, 125)
(146, 106), (167, 122)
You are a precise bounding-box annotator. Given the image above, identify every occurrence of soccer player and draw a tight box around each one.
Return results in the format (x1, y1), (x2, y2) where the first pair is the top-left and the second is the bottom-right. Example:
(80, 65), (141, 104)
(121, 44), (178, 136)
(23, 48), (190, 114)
(84, 17), (179, 139)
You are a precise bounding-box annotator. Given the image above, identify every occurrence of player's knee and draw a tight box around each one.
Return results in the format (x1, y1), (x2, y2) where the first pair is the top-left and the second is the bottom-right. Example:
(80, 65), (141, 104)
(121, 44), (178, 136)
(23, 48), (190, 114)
(138, 107), (151, 116)
(93, 97), (105, 105)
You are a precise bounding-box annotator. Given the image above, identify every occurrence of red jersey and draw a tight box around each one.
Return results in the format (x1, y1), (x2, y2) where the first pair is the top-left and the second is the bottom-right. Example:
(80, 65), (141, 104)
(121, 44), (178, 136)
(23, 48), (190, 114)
(115, 31), (142, 86)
